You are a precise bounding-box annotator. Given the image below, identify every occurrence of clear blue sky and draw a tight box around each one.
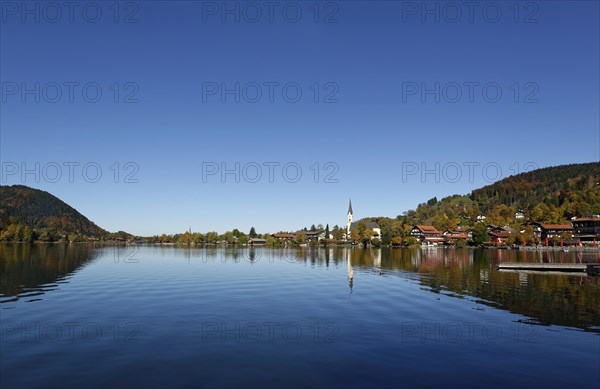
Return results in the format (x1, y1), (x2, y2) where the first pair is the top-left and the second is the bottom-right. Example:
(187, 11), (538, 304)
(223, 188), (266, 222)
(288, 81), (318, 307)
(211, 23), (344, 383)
(1, 1), (599, 236)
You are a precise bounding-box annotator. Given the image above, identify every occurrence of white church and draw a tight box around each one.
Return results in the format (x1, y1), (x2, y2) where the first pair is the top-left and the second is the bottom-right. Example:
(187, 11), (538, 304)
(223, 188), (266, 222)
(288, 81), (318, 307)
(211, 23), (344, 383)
(345, 199), (381, 241)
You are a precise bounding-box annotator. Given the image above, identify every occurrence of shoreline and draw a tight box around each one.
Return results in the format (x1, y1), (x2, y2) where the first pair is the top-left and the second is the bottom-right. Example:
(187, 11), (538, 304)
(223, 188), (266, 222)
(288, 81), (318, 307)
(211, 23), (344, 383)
(2, 241), (599, 252)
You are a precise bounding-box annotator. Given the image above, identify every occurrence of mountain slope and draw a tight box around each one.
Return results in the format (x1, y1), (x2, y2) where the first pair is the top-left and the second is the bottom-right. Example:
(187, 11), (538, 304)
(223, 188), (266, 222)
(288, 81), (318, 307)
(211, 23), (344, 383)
(0, 185), (106, 241)
(1, 162), (598, 243)
(471, 162), (600, 218)
(364, 162), (600, 244)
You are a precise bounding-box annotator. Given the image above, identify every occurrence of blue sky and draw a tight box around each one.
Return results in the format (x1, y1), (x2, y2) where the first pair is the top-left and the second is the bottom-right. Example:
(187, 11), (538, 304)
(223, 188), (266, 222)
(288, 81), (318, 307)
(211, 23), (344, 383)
(1, 1), (599, 236)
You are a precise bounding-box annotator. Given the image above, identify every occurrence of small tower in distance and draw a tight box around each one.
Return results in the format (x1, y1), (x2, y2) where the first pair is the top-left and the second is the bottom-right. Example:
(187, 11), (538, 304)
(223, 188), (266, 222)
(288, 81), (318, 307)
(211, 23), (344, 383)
(346, 199), (354, 236)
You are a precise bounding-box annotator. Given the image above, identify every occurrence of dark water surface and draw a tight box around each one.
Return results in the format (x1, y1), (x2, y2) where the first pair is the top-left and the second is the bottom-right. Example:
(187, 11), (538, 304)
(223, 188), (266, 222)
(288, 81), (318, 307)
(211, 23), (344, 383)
(1, 245), (599, 389)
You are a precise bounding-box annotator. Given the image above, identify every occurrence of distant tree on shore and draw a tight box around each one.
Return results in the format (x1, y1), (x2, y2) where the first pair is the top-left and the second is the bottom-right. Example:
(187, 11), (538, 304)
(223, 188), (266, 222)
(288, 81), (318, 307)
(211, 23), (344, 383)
(332, 225), (344, 241)
(350, 229), (360, 245)
(364, 229), (374, 247)
(206, 231), (219, 243)
(294, 230), (307, 245)
(472, 223), (488, 246)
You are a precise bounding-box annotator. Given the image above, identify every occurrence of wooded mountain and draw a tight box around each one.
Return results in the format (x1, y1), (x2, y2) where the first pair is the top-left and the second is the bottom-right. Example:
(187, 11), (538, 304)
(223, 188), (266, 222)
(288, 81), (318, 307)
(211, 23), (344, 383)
(364, 162), (600, 245)
(471, 162), (600, 218)
(0, 185), (106, 241)
(1, 162), (598, 243)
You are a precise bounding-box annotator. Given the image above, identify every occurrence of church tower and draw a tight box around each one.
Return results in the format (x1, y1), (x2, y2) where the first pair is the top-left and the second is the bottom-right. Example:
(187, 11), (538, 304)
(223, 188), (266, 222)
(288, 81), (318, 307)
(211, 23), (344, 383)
(346, 199), (354, 236)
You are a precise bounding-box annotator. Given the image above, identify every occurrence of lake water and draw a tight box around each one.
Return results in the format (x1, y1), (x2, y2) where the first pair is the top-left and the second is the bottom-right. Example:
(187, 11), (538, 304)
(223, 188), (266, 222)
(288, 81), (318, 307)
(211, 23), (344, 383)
(1, 245), (599, 388)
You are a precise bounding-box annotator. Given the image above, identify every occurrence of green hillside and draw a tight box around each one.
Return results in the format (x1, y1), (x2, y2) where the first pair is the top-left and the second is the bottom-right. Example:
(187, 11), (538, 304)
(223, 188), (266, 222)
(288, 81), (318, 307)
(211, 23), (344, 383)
(1, 162), (598, 244)
(366, 162), (600, 245)
(0, 185), (106, 242)
(471, 162), (600, 219)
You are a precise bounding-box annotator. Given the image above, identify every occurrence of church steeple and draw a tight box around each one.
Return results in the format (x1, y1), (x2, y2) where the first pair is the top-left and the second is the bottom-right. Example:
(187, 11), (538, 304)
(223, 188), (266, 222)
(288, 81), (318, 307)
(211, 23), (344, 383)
(346, 199), (354, 236)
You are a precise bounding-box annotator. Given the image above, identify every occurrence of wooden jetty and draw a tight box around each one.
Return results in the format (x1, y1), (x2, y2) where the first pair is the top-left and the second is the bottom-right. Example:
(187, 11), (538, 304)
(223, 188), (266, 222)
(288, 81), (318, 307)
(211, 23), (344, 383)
(497, 263), (600, 275)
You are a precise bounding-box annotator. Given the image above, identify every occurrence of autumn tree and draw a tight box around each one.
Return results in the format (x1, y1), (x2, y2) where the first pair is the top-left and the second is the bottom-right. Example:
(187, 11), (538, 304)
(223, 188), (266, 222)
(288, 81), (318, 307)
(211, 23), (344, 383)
(472, 223), (488, 246)
(206, 231), (219, 243)
(364, 228), (374, 247)
(350, 229), (360, 245)
(294, 230), (307, 245)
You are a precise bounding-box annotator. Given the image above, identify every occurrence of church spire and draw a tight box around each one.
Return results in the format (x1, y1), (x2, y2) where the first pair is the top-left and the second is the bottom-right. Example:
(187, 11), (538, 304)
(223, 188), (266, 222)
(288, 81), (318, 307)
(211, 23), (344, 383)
(346, 199), (354, 237)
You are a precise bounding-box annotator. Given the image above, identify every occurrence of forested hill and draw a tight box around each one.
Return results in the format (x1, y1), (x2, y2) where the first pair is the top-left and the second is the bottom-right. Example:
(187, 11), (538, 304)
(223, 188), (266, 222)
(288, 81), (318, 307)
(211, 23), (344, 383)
(471, 162), (600, 218)
(0, 162), (598, 244)
(0, 185), (106, 241)
(396, 162), (600, 230)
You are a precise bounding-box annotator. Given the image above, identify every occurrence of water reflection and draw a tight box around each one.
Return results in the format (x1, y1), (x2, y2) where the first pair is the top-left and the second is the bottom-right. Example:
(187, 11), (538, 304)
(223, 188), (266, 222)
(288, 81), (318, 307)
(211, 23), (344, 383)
(346, 249), (354, 294)
(1, 245), (598, 332)
(339, 247), (599, 332)
(0, 244), (99, 304)
(199, 245), (599, 332)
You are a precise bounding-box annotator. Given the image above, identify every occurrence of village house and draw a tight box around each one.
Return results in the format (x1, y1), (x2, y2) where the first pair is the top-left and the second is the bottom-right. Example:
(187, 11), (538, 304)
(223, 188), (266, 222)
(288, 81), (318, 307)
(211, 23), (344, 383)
(487, 225), (516, 235)
(443, 227), (472, 243)
(485, 226), (515, 246)
(410, 225), (444, 245)
(571, 217), (600, 243)
(272, 233), (296, 241)
(528, 222), (573, 241)
(304, 230), (322, 242)
(488, 231), (509, 245)
(248, 238), (266, 246)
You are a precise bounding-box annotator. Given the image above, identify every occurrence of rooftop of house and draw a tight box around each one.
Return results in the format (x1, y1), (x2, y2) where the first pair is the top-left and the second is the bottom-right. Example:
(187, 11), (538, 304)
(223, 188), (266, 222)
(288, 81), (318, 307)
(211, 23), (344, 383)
(540, 224), (573, 230)
(303, 230), (321, 236)
(350, 221), (380, 230)
(272, 233), (296, 238)
(487, 226), (516, 234)
(446, 233), (470, 239)
(414, 225), (440, 234)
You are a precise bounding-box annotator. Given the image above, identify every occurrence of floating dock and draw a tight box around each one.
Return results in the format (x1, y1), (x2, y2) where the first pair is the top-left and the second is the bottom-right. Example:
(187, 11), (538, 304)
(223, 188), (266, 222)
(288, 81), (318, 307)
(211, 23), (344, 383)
(497, 263), (600, 275)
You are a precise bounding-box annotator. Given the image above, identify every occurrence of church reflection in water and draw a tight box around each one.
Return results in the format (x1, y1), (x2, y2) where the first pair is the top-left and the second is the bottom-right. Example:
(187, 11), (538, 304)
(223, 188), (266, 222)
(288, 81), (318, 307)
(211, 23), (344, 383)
(1, 245), (598, 332)
(329, 246), (599, 332)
